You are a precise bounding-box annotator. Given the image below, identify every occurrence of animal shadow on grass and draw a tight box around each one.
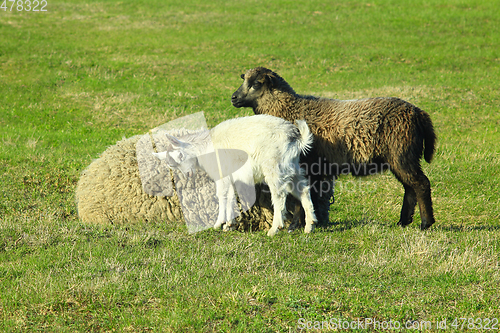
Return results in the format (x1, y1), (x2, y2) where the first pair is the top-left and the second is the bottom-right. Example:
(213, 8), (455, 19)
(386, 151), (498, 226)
(322, 221), (500, 233)
(434, 224), (500, 232)
(322, 219), (373, 232)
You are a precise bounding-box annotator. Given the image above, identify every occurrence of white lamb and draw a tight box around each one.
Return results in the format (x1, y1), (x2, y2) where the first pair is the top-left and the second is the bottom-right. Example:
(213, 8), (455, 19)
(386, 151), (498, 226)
(152, 114), (317, 236)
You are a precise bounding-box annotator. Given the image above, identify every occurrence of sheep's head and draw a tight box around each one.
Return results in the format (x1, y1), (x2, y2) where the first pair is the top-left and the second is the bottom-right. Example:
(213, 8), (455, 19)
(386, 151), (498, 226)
(152, 134), (198, 178)
(231, 67), (295, 112)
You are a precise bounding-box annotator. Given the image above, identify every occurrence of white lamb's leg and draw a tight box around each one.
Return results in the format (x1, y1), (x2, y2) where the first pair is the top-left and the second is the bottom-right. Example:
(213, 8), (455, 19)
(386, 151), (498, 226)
(267, 185), (287, 236)
(290, 173), (317, 234)
(301, 189), (317, 234)
(214, 180), (228, 230)
(232, 163), (256, 214)
(214, 177), (239, 231)
(224, 181), (238, 230)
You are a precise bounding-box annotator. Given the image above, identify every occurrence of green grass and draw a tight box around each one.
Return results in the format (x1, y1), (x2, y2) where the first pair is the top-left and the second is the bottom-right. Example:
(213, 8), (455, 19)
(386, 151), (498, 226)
(1, 0), (499, 331)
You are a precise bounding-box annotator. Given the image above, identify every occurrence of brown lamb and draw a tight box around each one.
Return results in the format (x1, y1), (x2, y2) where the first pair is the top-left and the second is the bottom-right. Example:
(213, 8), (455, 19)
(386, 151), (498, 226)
(231, 67), (436, 230)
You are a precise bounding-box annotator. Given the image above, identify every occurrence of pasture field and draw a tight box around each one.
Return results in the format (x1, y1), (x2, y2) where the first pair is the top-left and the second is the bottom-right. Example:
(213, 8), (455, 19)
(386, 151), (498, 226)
(1, 0), (499, 331)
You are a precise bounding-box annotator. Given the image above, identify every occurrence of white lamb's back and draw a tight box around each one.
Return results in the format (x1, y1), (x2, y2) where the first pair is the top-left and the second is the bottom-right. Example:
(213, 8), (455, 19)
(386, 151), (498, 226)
(210, 115), (297, 161)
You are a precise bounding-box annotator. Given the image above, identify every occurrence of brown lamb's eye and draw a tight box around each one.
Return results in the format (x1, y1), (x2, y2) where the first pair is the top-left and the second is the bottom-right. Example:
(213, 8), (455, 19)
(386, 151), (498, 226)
(252, 82), (262, 90)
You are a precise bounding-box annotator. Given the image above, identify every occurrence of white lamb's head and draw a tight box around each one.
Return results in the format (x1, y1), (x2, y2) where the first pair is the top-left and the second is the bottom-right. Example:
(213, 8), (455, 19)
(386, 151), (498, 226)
(152, 134), (198, 178)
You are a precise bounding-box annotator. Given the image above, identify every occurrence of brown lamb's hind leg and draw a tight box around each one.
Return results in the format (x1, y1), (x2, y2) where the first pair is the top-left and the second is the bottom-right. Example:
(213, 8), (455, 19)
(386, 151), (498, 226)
(393, 168), (435, 230)
(412, 171), (435, 230)
(397, 184), (418, 227)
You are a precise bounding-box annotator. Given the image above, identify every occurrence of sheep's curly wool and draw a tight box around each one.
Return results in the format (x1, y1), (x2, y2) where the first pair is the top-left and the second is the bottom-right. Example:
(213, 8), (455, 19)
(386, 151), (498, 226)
(75, 132), (298, 232)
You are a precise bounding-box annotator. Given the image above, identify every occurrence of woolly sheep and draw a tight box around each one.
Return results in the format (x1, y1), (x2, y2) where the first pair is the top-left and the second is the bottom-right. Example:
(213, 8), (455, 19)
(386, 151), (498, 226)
(152, 114), (318, 236)
(232, 67), (437, 230)
(75, 130), (298, 232)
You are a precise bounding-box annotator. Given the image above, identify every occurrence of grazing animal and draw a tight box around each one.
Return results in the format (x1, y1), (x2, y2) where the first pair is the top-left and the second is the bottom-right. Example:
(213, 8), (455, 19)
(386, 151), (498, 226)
(153, 114), (318, 236)
(232, 67), (436, 230)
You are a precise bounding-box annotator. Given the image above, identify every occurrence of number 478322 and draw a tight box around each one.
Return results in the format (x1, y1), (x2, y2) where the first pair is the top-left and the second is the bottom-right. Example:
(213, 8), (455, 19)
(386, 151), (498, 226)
(1, 0), (48, 11)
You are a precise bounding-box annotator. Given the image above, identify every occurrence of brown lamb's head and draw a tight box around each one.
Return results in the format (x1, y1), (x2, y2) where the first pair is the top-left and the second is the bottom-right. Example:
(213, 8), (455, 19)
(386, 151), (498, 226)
(231, 67), (295, 112)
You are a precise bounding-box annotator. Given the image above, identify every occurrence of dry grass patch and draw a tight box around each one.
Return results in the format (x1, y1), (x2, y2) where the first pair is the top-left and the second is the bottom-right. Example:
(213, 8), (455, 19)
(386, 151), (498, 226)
(63, 89), (197, 131)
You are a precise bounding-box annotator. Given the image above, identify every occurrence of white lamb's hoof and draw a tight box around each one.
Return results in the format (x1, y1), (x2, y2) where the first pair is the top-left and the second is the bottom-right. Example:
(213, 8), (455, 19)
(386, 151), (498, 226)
(267, 228), (279, 236)
(225, 219), (238, 230)
(213, 222), (223, 230)
(222, 223), (238, 231)
(304, 223), (315, 234)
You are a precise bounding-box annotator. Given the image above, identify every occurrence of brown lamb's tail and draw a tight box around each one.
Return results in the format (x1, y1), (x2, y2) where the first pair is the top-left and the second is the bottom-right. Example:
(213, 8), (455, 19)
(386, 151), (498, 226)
(419, 110), (436, 163)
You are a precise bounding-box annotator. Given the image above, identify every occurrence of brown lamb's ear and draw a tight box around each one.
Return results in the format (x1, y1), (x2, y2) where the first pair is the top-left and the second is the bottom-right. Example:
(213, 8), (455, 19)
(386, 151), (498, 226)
(264, 72), (278, 87)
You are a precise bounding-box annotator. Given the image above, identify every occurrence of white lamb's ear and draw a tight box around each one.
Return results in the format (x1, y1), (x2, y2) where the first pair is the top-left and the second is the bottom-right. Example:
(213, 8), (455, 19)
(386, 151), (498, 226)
(168, 150), (184, 164)
(165, 133), (189, 149)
